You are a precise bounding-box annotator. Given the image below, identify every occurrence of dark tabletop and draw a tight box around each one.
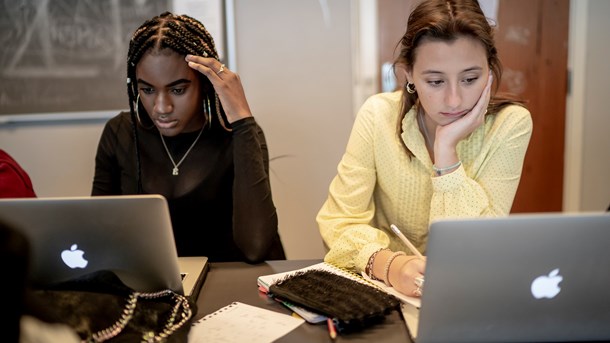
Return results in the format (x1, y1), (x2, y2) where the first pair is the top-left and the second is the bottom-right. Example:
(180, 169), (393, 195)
(196, 259), (412, 342)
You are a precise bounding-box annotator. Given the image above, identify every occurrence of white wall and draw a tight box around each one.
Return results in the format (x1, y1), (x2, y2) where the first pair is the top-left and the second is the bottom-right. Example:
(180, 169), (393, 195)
(0, 114), (108, 196)
(231, 0), (356, 259)
(1, 0), (609, 260)
(580, 0), (610, 210)
(563, 0), (610, 212)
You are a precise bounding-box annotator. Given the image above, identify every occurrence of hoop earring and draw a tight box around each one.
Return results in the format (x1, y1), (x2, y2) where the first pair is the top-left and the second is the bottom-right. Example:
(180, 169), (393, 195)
(215, 93), (232, 132)
(406, 82), (416, 94)
(135, 94), (154, 129)
(203, 96), (212, 129)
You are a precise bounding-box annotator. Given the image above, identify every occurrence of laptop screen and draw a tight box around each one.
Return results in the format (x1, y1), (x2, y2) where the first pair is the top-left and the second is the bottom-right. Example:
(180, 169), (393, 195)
(0, 195), (183, 294)
(416, 212), (610, 343)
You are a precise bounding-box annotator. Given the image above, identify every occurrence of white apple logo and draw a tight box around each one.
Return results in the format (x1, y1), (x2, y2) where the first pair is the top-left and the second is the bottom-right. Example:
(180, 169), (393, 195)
(530, 268), (562, 299)
(61, 244), (89, 269)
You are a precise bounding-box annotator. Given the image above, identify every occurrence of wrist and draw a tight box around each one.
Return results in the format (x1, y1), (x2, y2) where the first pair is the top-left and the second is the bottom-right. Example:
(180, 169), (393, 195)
(365, 248), (387, 281)
(387, 255), (421, 288)
(226, 113), (252, 124)
(371, 249), (393, 282)
(383, 251), (406, 286)
(432, 160), (462, 176)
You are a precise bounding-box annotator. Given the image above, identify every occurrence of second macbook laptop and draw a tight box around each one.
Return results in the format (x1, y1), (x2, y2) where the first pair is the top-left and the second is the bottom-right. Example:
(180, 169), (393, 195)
(405, 212), (610, 343)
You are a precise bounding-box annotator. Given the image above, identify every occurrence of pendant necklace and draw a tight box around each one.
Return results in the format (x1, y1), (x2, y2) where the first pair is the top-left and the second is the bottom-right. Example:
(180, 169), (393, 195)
(159, 124), (205, 176)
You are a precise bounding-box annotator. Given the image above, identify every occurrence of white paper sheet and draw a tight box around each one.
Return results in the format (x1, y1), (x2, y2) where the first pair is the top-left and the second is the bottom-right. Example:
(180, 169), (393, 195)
(188, 302), (304, 343)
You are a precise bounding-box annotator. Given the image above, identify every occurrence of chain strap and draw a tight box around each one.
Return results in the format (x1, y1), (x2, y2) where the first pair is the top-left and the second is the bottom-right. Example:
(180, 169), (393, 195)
(82, 290), (192, 343)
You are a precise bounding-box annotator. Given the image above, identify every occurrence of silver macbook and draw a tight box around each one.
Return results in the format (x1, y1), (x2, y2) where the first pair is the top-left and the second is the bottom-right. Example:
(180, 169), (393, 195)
(179, 256), (208, 300)
(405, 212), (610, 343)
(0, 195), (208, 299)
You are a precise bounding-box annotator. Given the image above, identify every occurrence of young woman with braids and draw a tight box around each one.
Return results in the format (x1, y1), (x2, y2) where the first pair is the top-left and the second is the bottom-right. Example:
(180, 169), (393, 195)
(317, 0), (532, 297)
(92, 12), (285, 263)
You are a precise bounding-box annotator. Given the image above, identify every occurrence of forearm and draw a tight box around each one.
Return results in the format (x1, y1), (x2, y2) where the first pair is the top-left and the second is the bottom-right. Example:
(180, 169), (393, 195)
(319, 205), (391, 271)
(432, 141), (460, 176)
(370, 249), (425, 296)
(428, 166), (498, 219)
(231, 118), (279, 262)
(429, 107), (533, 219)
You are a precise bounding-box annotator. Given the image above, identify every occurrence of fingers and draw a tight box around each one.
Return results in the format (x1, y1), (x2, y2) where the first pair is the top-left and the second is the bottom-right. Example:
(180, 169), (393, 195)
(409, 258), (426, 297)
(394, 257), (427, 297)
(451, 72), (492, 133)
(474, 72), (493, 116)
(185, 54), (225, 83)
(483, 72), (493, 106)
(184, 54), (252, 123)
(413, 275), (425, 297)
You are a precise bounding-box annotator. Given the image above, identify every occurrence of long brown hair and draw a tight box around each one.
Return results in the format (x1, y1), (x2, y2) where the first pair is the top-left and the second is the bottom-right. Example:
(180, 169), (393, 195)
(394, 0), (523, 157)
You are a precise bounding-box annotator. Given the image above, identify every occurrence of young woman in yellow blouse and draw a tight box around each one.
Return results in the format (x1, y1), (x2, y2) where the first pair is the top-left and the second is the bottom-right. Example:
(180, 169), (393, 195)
(317, 0), (533, 297)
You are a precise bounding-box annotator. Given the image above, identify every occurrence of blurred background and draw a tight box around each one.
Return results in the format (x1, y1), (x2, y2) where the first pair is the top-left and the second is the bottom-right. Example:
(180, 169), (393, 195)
(1, 0), (608, 259)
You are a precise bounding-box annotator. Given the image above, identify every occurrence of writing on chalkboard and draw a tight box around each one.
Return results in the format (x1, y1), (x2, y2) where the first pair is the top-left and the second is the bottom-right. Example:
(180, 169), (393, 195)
(0, 0), (170, 115)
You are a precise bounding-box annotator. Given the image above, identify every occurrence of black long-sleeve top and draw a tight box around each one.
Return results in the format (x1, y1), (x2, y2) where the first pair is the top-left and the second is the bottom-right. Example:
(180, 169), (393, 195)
(92, 112), (285, 263)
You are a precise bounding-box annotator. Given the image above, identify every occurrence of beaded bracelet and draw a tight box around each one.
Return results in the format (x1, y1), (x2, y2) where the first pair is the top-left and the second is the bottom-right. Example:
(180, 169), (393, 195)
(365, 248), (388, 281)
(383, 251), (406, 287)
(433, 160), (462, 176)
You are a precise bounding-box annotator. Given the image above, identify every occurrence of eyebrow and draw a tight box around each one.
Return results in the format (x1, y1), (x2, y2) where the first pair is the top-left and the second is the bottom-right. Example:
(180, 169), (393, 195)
(137, 78), (192, 88)
(421, 66), (483, 75)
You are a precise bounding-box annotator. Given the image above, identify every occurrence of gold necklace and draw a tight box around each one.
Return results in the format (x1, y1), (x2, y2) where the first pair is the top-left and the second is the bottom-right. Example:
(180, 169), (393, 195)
(159, 124), (205, 176)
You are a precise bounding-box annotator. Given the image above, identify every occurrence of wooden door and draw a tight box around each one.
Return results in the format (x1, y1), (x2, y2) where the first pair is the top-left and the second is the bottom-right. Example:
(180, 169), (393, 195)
(494, 0), (568, 212)
(377, 0), (569, 213)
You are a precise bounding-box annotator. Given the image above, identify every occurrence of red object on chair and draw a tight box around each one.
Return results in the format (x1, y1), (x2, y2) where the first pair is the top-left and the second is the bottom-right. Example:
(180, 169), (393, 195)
(0, 149), (36, 198)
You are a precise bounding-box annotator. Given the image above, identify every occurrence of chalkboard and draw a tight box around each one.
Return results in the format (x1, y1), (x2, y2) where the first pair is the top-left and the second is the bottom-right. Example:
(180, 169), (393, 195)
(0, 0), (171, 115)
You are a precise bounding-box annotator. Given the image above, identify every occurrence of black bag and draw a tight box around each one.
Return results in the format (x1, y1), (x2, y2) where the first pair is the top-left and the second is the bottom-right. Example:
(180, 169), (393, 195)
(25, 270), (195, 343)
(268, 269), (400, 334)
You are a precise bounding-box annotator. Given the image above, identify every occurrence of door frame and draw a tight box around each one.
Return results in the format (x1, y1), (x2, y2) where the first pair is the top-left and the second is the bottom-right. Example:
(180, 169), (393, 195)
(563, 0), (587, 211)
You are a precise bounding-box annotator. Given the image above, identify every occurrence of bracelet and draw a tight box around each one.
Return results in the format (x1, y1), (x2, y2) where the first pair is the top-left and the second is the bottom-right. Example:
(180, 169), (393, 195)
(365, 248), (387, 281)
(433, 160), (462, 176)
(383, 251), (406, 287)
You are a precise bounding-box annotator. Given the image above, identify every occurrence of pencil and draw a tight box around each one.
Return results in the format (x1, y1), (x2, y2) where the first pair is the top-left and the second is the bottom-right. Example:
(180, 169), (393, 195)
(327, 318), (337, 340)
(390, 224), (424, 259)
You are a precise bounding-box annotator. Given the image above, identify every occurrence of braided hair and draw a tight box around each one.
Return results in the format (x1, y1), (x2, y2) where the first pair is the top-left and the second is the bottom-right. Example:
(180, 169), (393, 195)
(125, 12), (228, 192)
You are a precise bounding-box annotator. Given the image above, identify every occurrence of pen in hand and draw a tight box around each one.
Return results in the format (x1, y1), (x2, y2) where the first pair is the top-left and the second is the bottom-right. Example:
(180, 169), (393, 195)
(390, 224), (424, 259)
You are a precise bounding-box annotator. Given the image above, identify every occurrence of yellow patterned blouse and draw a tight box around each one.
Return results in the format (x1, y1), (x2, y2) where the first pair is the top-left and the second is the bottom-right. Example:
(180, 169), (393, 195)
(317, 91), (533, 272)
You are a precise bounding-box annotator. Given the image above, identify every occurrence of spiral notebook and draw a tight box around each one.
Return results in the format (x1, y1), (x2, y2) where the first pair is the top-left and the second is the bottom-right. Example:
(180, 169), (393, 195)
(188, 301), (304, 343)
(257, 262), (371, 292)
